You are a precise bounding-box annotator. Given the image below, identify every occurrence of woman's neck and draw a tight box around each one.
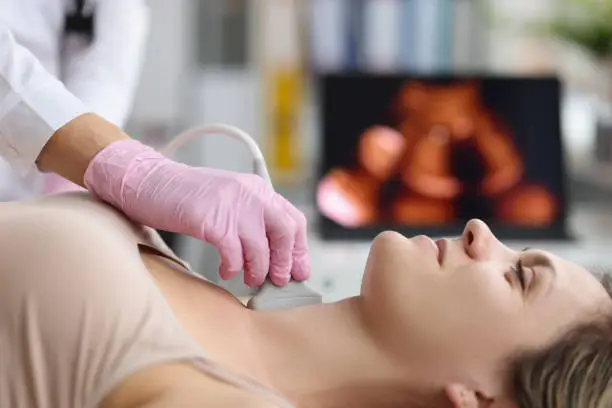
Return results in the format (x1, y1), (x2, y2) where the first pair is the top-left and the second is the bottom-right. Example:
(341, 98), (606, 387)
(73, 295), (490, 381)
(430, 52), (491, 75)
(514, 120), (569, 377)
(149, 257), (433, 407)
(246, 297), (427, 407)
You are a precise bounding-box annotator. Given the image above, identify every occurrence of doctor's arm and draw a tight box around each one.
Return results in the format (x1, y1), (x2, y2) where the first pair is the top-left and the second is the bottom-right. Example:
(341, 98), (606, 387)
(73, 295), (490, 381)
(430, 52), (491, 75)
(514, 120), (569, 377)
(38, 113), (128, 186)
(61, 0), (150, 127)
(0, 22), (125, 183)
(0, 23), (310, 287)
(42, 0), (148, 193)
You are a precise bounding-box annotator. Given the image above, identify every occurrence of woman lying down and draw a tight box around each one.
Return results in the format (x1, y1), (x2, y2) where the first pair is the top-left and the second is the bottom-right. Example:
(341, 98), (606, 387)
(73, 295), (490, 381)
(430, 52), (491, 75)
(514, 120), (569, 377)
(1, 193), (611, 408)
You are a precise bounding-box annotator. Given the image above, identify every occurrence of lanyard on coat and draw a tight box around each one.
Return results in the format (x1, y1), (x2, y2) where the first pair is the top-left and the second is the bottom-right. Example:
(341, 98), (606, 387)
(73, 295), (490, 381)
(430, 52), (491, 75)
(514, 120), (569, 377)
(64, 0), (95, 42)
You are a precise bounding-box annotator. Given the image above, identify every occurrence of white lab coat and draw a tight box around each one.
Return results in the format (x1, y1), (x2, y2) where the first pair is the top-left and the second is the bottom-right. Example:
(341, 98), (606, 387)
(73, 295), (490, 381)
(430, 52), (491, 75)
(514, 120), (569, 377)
(0, 0), (149, 200)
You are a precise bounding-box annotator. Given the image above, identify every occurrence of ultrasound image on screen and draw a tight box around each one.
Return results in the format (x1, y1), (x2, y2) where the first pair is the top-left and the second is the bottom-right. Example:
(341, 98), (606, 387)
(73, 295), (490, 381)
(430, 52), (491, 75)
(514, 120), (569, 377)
(316, 75), (569, 240)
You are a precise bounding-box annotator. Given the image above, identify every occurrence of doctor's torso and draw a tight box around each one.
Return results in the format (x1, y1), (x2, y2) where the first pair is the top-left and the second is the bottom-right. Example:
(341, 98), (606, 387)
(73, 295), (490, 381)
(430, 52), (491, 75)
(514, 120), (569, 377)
(0, 0), (145, 201)
(0, 0), (83, 200)
(0, 0), (79, 76)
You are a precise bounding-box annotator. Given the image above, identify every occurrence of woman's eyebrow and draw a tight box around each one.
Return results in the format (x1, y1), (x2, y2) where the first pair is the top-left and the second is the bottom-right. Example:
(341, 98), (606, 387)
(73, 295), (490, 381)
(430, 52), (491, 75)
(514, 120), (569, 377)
(524, 251), (558, 295)
(521, 248), (556, 278)
(531, 253), (556, 274)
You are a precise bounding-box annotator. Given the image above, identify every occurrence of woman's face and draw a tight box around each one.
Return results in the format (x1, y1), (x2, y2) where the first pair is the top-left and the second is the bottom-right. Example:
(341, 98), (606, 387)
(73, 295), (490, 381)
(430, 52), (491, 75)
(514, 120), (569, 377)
(360, 219), (611, 398)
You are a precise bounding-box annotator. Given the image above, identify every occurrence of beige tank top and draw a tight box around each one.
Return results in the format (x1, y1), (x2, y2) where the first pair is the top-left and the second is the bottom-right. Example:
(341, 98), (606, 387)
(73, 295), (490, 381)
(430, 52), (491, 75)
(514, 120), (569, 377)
(0, 192), (293, 408)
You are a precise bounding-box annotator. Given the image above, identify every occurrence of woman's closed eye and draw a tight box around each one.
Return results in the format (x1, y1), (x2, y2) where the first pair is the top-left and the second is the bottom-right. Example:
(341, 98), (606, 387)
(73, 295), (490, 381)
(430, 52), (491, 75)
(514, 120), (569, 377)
(511, 260), (534, 293)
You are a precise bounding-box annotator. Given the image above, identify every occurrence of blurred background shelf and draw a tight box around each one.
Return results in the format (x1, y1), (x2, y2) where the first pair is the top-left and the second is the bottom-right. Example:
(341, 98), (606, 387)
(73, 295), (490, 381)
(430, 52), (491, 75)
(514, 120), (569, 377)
(122, 0), (612, 299)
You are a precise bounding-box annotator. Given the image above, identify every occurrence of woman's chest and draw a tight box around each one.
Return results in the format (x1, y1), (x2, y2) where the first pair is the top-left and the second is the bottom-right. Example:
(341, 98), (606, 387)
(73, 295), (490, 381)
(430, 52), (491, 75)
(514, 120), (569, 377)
(141, 253), (265, 376)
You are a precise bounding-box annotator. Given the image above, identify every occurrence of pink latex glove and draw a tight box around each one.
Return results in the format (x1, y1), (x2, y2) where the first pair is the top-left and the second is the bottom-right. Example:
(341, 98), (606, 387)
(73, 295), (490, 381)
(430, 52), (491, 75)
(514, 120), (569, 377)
(42, 173), (87, 195)
(84, 139), (310, 287)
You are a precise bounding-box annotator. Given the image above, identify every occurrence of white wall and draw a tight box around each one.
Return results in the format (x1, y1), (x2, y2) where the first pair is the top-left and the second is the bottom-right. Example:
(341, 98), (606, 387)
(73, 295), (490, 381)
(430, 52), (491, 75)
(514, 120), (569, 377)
(486, 0), (557, 72)
(130, 0), (195, 125)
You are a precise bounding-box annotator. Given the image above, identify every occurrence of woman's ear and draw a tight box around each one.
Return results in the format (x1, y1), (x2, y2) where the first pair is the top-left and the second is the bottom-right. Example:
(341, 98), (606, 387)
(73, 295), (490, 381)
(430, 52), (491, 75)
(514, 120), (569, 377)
(444, 383), (518, 408)
(444, 383), (481, 408)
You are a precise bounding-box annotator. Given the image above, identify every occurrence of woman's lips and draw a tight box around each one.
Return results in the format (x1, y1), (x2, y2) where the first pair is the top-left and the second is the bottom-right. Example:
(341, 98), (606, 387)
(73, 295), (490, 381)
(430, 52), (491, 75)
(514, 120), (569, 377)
(435, 239), (447, 265)
(415, 235), (443, 264)
(421, 236), (440, 264)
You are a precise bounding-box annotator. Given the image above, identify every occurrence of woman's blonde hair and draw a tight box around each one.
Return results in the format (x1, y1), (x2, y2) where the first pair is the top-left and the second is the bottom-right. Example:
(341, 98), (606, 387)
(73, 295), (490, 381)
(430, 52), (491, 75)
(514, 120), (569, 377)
(510, 274), (612, 408)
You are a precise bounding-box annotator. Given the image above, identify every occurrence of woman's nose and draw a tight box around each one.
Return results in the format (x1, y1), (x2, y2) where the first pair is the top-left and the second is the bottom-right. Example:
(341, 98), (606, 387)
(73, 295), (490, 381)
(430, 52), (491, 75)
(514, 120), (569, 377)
(462, 219), (496, 260)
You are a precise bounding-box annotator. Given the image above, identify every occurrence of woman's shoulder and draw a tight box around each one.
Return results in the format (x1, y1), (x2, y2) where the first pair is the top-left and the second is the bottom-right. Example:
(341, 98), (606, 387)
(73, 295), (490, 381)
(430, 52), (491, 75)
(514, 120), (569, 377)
(131, 387), (281, 408)
(201, 390), (283, 408)
(166, 368), (285, 408)
(103, 362), (287, 408)
(139, 394), (280, 408)
(14, 191), (146, 243)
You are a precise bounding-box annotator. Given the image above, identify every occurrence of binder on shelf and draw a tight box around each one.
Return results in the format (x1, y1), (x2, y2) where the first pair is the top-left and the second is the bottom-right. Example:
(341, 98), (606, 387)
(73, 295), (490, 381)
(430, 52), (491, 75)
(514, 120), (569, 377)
(309, 0), (349, 71)
(413, 0), (454, 72)
(438, 0), (454, 70)
(260, 0), (305, 185)
(453, 0), (475, 70)
(453, 0), (486, 71)
(345, 0), (365, 69)
(363, 0), (402, 72)
(400, 0), (417, 70)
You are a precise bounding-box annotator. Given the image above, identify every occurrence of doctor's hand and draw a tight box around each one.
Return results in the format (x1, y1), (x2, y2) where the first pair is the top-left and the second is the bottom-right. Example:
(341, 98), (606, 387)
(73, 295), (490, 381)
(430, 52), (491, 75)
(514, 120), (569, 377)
(84, 140), (311, 287)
